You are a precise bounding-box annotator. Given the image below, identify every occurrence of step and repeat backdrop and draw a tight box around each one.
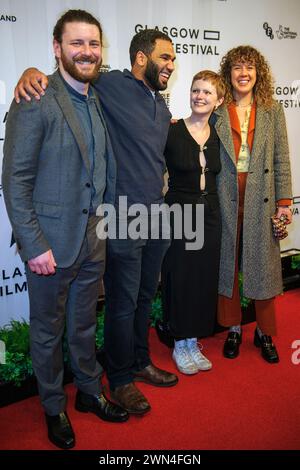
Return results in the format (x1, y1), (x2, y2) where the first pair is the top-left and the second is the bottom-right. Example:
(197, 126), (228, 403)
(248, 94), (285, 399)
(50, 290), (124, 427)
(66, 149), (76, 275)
(0, 0), (299, 326)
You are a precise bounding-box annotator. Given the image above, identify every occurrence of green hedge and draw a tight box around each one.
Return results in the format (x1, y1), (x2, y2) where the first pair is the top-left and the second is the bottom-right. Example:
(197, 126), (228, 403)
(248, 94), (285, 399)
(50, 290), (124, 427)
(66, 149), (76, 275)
(1, 283), (253, 386)
(0, 297), (163, 386)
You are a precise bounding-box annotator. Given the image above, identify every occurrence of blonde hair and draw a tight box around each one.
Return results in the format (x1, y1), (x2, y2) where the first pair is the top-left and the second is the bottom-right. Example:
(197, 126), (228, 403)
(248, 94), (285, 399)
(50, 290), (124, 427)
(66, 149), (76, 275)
(191, 70), (226, 100)
(219, 45), (274, 108)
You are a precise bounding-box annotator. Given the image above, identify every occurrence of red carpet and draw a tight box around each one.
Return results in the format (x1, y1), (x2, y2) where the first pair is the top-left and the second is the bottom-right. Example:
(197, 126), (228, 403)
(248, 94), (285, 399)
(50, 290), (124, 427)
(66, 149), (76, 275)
(0, 289), (300, 450)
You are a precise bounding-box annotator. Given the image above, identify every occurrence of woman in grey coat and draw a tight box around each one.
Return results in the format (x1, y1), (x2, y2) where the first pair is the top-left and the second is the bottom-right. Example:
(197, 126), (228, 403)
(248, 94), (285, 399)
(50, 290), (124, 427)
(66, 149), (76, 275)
(213, 45), (292, 363)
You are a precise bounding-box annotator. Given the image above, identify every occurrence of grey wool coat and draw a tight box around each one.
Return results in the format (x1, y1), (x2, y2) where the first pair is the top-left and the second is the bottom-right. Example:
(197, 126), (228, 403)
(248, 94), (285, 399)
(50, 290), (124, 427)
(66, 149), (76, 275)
(2, 71), (116, 268)
(213, 102), (292, 299)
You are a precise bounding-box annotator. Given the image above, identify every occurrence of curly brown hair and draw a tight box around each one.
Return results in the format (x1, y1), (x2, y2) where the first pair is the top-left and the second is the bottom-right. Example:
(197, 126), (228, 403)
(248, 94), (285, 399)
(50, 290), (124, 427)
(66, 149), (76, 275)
(219, 45), (274, 108)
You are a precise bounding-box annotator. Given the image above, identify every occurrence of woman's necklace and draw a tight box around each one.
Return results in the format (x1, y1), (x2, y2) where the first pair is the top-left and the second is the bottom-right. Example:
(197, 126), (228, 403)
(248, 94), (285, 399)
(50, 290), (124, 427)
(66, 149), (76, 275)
(234, 97), (253, 108)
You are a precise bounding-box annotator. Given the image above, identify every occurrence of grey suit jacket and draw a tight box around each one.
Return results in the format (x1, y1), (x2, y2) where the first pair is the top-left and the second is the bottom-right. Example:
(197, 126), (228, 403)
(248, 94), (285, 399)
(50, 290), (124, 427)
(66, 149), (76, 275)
(2, 71), (116, 267)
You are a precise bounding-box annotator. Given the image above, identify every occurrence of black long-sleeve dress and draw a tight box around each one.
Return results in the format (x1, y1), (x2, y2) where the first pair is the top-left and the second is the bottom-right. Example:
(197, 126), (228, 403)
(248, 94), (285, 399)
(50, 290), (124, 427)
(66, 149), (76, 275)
(161, 119), (222, 338)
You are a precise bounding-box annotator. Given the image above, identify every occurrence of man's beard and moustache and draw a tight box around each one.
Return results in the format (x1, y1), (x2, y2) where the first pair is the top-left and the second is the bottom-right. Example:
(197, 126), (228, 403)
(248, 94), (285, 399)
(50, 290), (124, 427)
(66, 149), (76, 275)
(60, 50), (101, 83)
(144, 58), (168, 91)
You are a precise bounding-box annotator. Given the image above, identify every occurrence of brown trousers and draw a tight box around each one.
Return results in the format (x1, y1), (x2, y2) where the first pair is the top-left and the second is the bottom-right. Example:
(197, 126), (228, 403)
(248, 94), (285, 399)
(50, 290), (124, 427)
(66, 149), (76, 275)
(217, 174), (277, 336)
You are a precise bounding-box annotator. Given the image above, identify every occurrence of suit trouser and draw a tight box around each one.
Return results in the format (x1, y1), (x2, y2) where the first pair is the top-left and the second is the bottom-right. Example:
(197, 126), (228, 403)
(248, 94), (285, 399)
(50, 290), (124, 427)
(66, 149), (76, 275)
(26, 215), (105, 415)
(218, 178), (277, 336)
(104, 235), (170, 390)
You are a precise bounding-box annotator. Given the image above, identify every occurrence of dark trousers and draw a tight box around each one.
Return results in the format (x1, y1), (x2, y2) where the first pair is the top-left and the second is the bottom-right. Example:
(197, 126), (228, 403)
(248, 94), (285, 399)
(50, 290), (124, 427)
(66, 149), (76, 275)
(26, 215), (105, 415)
(104, 236), (170, 390)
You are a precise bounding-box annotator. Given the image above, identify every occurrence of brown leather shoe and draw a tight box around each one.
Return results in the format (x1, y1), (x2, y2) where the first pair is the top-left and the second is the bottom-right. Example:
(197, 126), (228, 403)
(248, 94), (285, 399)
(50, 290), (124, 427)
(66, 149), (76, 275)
(134, 364), (178, 387)
(110, 383), (151, 415)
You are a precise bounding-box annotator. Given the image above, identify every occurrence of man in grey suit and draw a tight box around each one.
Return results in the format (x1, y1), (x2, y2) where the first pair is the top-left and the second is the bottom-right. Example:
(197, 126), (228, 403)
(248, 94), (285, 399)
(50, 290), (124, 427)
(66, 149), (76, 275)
(2, 10), (128, 450)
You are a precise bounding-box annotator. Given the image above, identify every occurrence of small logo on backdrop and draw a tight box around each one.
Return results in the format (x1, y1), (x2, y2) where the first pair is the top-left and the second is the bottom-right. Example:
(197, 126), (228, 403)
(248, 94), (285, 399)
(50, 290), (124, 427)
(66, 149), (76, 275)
(0, 14), (17, 22)
(161, 93), (170, 108)
(276, 25), (297, 40)
(291, 340), (300, 365)
(99, 64), (111, 74)
(263, 22), (297, 40)
(263, 22), (274, 39)
(0, 340), (6, 365)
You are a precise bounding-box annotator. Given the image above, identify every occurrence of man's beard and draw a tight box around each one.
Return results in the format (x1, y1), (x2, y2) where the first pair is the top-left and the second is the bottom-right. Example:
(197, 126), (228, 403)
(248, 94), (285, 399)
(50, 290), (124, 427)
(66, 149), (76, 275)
(60, 50), (101, 83)
(144, 58), (167, 91)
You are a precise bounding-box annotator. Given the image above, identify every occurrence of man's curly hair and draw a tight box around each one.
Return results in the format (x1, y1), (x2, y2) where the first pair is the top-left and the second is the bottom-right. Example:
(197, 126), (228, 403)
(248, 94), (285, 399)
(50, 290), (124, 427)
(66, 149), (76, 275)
(219, 45), (274, 108)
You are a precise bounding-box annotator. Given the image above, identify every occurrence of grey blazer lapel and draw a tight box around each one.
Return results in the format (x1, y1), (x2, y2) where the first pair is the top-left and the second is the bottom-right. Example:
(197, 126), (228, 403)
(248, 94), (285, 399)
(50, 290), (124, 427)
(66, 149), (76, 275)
(213, 106), (237, 167)
(250, 105), (269, 169)
(50, 72), (91, 174)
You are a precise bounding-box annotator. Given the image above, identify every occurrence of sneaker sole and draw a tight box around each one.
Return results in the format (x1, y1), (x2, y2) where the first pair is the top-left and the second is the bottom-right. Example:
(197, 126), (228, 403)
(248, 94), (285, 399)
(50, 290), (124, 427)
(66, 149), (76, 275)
(174, 363), (199, 375)
(196, 364), (212, 371)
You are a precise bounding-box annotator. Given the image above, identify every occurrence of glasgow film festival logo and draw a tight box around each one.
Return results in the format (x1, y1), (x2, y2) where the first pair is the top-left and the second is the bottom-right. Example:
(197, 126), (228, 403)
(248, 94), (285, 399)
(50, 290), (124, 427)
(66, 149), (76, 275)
(134, 24), (221, 56)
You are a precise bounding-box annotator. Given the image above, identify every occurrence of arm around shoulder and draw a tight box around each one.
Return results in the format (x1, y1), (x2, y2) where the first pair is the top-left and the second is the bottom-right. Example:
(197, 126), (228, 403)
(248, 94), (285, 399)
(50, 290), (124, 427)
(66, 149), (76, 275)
(14, 67), (48, 103)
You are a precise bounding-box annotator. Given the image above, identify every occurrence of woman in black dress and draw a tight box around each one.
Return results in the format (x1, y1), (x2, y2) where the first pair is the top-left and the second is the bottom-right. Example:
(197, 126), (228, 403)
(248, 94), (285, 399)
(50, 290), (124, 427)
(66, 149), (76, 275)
(161, 70), (225, 374)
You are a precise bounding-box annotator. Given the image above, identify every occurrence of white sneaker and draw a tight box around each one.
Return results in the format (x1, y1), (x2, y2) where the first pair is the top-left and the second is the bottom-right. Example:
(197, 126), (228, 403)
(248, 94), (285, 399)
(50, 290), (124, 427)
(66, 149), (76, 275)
(186, 338), (212, 371)
(172, 341), (199, 375)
